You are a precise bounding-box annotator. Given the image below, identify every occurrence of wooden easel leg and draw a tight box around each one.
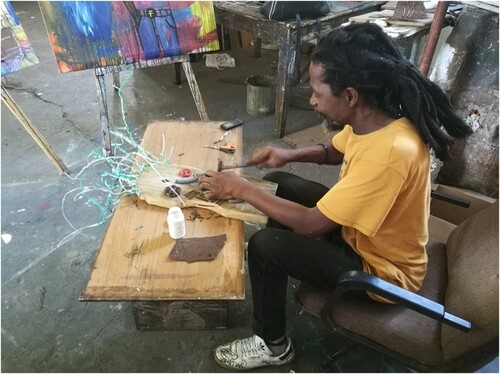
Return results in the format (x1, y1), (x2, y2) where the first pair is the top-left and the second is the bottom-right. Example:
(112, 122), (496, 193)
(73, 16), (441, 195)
(181, 61), (209, 121)
(94, 70), (112, 156)
(1, 86), (68, 175)
(112, 72), (120, 90)
(275, 33), (297, 138)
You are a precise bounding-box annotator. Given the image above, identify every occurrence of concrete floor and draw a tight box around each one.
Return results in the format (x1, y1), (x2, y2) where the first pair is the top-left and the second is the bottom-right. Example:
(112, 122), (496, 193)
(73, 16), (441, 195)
(1, 2), (498, 373)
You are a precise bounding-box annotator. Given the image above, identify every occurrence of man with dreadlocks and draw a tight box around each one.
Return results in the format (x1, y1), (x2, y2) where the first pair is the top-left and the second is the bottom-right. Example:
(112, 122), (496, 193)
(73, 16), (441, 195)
(198, 23), (471, 371)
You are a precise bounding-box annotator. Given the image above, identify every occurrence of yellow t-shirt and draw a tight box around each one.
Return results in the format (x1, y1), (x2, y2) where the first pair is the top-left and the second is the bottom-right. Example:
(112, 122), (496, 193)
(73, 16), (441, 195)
(317, 117), (430, 302)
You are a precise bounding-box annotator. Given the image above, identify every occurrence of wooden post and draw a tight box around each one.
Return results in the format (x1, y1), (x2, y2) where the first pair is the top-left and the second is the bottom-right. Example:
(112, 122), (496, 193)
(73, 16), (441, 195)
(181, 61), (209, 121)
(1, 86), (68, 174)
(94, 69), (112, 156)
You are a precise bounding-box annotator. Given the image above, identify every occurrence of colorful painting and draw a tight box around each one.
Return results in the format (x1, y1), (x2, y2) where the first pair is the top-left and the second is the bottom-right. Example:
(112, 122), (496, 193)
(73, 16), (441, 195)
(1, 1), (39, 76)
(39, 1), (219, 73)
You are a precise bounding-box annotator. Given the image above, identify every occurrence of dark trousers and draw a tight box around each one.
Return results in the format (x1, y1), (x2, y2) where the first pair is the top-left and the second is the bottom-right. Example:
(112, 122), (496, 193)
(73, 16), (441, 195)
(249, 171), (363, 341)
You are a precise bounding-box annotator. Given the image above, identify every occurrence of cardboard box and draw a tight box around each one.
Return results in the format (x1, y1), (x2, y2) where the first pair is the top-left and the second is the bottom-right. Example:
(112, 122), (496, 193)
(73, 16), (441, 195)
(428, 183), (497, 242)
(428, 215), (457, 243)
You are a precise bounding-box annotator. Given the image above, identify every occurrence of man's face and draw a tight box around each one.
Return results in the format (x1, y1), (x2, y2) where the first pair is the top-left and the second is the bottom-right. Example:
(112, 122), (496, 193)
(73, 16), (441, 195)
(309, 62), (350, 127)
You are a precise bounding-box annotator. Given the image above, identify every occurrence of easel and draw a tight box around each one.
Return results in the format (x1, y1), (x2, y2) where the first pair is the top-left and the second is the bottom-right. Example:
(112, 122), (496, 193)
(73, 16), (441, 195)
(1, 84), (69, 174)
(94, 55), (209, 156)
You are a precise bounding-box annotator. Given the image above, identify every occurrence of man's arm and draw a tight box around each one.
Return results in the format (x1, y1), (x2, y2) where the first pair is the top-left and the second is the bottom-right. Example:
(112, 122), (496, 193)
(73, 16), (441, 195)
(240, 184), (339, 236)
(318, 142), (344, 165)
(198, 171), (340, 236)
(248, 143), (344, 168)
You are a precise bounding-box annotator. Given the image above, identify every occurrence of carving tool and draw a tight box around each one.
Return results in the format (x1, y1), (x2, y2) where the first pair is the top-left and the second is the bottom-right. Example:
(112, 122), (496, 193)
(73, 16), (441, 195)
(204, 144), (237, 154)
(217, 160), (255, 171)
(213, 131), (229, 144)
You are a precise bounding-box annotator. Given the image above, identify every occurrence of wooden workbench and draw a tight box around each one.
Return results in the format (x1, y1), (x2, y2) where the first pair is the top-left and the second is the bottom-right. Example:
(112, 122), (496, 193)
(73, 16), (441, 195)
(214, 1), (381, 138)
(81, 121), (245, 330)
(349, 8), (436, 64)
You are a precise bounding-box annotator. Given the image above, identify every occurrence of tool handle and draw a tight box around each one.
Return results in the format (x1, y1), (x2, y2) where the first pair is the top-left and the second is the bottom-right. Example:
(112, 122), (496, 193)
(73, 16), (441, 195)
(219, 162), (254, 170)
(219, 145), (237, 154)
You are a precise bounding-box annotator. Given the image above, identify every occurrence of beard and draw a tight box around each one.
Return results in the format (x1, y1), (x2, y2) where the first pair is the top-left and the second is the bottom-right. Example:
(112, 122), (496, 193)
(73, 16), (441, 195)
(316, 111), (346, 132)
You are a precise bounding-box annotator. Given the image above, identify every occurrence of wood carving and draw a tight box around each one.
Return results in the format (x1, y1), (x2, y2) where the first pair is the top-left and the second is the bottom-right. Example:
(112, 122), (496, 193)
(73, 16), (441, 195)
(136, 164), (277, 224)
(391, 1), (427, 21)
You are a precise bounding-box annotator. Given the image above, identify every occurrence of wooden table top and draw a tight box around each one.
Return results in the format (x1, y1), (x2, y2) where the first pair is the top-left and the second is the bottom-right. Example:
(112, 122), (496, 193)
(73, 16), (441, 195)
(214, 1), (382, 38)
(215, 1), (381, 27)
(81, 121), (245, 301)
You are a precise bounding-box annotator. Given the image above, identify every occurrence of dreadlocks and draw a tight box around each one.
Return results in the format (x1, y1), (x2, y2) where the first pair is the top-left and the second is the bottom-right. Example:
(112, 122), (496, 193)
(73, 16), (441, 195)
(311, 22), (471, 161)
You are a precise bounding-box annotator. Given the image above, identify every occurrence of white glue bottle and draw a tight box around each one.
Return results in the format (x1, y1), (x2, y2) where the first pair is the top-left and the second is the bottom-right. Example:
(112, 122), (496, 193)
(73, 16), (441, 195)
(167, 207), (186, 239)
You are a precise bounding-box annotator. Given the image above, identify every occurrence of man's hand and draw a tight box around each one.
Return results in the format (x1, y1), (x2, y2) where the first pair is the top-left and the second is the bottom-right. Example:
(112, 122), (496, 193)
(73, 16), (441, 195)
(248, 146), (293, 169)
(198, 170), (250, 200)
(198, 169), (340, 237)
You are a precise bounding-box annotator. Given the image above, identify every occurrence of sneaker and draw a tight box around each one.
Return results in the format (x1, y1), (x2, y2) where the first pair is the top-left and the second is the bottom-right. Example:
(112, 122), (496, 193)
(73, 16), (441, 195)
(214, 334), (295, 371)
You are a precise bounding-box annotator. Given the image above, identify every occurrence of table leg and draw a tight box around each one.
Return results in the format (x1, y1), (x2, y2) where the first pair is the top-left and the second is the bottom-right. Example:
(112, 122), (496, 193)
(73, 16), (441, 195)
(275, 35), (297, 138)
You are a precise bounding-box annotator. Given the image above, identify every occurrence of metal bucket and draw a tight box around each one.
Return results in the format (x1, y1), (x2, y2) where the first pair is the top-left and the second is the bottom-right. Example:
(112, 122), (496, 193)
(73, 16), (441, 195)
(246, 75), (276, 117)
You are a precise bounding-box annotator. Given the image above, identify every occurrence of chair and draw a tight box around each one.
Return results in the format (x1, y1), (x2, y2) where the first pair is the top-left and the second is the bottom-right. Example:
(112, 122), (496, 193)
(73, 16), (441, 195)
(295, 200), (499, 372)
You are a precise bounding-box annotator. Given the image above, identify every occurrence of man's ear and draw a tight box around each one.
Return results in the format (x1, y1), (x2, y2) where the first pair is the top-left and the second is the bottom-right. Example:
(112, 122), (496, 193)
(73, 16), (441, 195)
(344, 87), (358, 108)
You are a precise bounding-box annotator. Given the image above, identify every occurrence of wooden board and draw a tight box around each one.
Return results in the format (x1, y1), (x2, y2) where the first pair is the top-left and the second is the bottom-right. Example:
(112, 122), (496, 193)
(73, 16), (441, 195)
(350, 9), (434, 27)
(137, 163), (277, 224)
(81, 121), (246, 301)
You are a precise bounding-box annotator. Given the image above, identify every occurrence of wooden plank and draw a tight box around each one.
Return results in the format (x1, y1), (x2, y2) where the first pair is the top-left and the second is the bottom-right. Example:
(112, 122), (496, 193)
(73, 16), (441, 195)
(228, 28), (242, 49)
(240, 31), (254, 47)
(350, 9), (434, 27)
(81, 121), (245, 301)
(1, 86), (68, 174)
(133, 300), (229, 330)
(214, 1), (382, 28)
(94, 54), (189, 75)
(465, 1), (499, 13)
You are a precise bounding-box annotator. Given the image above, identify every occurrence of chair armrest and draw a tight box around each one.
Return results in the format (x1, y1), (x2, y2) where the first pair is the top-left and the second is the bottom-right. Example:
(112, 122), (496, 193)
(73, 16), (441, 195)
(431, 190), (470, 208)
(332, 270), (472, 333)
